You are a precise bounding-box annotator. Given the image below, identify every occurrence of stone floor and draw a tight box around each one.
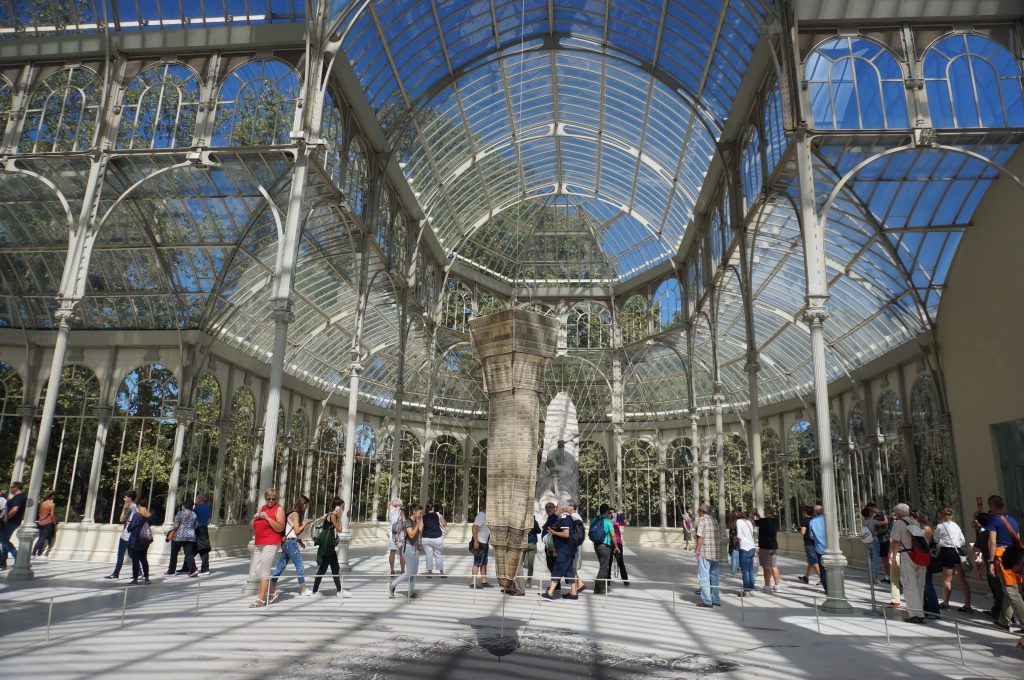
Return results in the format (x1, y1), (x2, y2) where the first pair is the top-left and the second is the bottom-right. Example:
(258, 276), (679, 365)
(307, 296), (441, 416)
(1, 545), (1021, 679)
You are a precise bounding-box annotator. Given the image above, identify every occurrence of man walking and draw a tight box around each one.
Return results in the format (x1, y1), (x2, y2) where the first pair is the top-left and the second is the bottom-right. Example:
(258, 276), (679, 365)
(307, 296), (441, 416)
(755, 506), (781, 593)
(987, 495), (1024, 632)
(106, 489), (139, 579)
(1, 481), (26, 570)
(890, 503), (927, 624)
(542, 502), (579, 601)
(808, 504), (827, 594)
(694, 503), (721, 608)
(194, 493), (213, 574)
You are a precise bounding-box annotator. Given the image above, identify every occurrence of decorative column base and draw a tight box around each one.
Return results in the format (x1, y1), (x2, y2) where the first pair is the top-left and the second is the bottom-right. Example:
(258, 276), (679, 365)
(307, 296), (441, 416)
(337, 533), (353, 573)
(240, 539), (259, 595)
(820, 549), (853, 613)
(6, 525), (40, 581)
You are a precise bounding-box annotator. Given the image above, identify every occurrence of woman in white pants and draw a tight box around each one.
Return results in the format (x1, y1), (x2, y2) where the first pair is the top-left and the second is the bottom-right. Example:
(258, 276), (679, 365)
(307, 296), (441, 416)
(422, 502), (448, 576)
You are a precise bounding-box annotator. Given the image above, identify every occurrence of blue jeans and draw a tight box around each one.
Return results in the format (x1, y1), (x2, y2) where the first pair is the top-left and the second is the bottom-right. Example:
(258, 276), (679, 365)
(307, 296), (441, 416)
(698, 555), (721, 605)
(924, 572), (940, 614)
(391, 545), (420, 593)
(740, 548), (756, 591)
(865, 539), (881, 581)
(729, 548), (739, 575)
(111, 537), (129, 576)
(0, 523), (19, 566)
(270, 539), (305, 586)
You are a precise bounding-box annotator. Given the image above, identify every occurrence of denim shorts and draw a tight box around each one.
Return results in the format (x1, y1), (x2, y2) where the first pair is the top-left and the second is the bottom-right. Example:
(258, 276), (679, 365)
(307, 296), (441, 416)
(472, 543), (489, 567)
(804, 542), (818, 565)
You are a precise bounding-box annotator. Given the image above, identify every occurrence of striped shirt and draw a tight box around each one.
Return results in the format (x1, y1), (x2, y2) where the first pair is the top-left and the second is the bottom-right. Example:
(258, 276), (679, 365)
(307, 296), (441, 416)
(696, 514), (721, 559)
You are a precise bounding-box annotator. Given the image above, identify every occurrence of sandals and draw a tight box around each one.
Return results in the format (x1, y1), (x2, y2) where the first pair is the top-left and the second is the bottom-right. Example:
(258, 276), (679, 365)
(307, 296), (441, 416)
(268, 592), (280, 605)
(249, 598), (266, 608)
(939, 603), (950, 610)
(959, 605), (973, 613)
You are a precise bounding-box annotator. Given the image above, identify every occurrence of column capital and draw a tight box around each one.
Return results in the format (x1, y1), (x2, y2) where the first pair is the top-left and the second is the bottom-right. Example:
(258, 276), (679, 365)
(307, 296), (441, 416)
(612, 425), (624, 438)
(91, 405), (113, 420)
(348, 360), (363, 376)
(712, 390), (725, 406)
(270, 305), (294, 324)
(53, 299), (79, 327)
(802, 300), (829, 327)
(16, 404), (36, 418)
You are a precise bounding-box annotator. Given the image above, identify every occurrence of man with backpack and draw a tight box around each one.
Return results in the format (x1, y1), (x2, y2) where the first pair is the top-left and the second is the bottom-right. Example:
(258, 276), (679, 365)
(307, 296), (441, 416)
(541, 502), (578, 601)
(591, 503), (616, 594)
(889, 503), (927, 623)
(986, 495), (1024, 632)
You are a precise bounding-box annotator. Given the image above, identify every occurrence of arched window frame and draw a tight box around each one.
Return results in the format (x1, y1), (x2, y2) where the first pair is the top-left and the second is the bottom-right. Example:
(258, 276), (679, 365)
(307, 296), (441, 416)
(652, 277), (683, 331)
(212, 58), (300, 147)
(441, 279), (472, 333)
(763, 80), (787, 174)
(567, 301), (612, 349)
(805, 36), (910, 129)
(923, 32), (1024, 128)
(619, 294), (648, 345)
(19, 66), (101, 153)
(740, 125), (762, 214)
(117, 62), (202, 149)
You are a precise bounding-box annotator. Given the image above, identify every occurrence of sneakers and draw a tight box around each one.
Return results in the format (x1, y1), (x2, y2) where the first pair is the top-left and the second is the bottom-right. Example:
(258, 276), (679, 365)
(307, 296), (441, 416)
(389, 586), (396, 599)
(143, 578), (151, 585)
(797, 575), (809, 584)
(772, 585), (780, 594)
(188, 572), (199, 578)
(299, 589), (313, 598)
(540, 592), (557, 601)
(562, 593), (578, 600)
(162, 571), (174, 576)
(310, 592), (326, 600)
(105, 574), (119, 580)
(337, 589), (352, 599)
(761, 586), (773, 594)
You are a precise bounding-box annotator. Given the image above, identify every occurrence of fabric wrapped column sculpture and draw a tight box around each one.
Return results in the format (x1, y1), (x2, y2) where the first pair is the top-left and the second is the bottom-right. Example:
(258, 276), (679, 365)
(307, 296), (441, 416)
(469, 309), (558, 592)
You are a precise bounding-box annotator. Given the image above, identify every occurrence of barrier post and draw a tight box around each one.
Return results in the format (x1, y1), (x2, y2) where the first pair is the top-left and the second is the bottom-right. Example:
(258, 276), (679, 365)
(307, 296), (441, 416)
(955, 622), (965, 665)
(813, 596), (820, 633)
(195, 578), (201, 613)
(121, 587), (129, 628)
(881, 604), (890, 645)
(740, 588), (745, 623)
(46, 597), (54, 642)
(339, 574), (346, 606)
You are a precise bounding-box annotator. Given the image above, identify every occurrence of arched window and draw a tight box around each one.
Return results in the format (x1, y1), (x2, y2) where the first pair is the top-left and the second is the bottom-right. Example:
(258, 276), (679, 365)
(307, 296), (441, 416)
(763, 81), (787, 174)
(667, 437), (694, 527)
(212, 59), (299, 146)
(0, 362), (24, 483)
(310, 417), (344, 516)
(352, 422), (380, 522)
(37, 365), (99, 523)
(20, 66), (101, 152)
(100, 364), (179, 522)
(426, 435), (463, 519)
(687, 260), (699, 315)
(320, 90), (346, 187)
(520, 301), (555, 317)
(619, 295), (648, 345)
(180, 373), (221, 510)
(847, 400), (869, 507)
(760, 428), (784, 518)
(394, 432), (422, 510)
(276, 409), (307, 506)
(567, 301), (611, 349)
(788, 418), (821, 511)
(721, 433), (750, 512)
(221, 385), (256, 523)
(0, 77), (13, 146)
(653, 278), (683, 331)
(467, 438), (487, 522)
(441, 279), (472, 333)
(709, 209), (724, 266)
(622, 440), (657, 526)
(117, 63), (201, 149)
(912, 374), (959, 512)
(805, 37), (909, 129)
(924, 33), (1024, 128)
(578, 440), (609, 521)
(345, 138), (369, 218)
(740, 126), (762, 213)
(877, 389), (908, 507)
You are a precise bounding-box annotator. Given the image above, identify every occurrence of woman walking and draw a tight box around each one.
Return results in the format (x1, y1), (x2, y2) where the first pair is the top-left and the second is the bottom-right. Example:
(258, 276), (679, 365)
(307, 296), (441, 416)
(312, 497), (350, 599)
(421, 502), (447, 577)
(127, 497), (153, 584)
(269, 495), (313, 601)
(165, 498), (199, 577)
(31, 490), (56, 558)
(935, 507), (972, 612)
(389, 504), (423, 598)
(387, 498), (406, 575)
(250, 488), (285, 608)
(913, 511), (942, 618)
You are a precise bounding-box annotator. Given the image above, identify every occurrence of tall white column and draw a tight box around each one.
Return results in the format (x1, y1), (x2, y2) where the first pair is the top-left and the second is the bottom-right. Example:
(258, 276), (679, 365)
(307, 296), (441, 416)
(713, 392), (726, 562)
(612, 424), (624, 509)
(9, 403), (36, 485)
(690, 413), (700, 517)
(8, 309), (74, 581)
(796, 129), (851, 612)
(337, 358), (361, 571)
(163, 406), (195, 526)
(657, 436), (668, 528)
(746, 355), (765, 515)
(779, 413), (793, 530)
(81, 406), (113, 523)
(259, 306), (293, 492)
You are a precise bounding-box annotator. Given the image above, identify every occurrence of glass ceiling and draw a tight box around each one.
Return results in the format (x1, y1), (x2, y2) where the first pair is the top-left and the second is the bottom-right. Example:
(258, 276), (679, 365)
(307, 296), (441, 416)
(2, 3), (1022, 425)
(336, 0), (767, 281)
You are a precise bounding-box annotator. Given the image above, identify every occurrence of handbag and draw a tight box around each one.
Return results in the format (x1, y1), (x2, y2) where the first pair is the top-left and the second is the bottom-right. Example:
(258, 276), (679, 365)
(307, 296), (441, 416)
(165, 528), (176, 543)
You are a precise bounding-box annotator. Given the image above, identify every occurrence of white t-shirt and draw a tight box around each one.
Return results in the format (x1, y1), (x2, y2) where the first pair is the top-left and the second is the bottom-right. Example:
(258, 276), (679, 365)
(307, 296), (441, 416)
(473, 512), (490, 544)
(736, 518), (756, 551)
(387, 508), (402, 526)
(935, 521), (965, 548)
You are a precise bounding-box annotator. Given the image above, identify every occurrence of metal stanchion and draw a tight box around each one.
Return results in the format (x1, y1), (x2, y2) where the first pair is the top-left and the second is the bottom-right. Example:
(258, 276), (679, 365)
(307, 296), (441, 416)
(671, 583), (675, 613)
(121, 587), (129, 628)
(954, 622), (965, 665)
(740, 588), (745, 623)
(195, 578), (201, 613)
(46, 597), (54, 642)
(881, 604), (890, 645)
(339, 574), (346, 606)
(813, 596), (820, 633)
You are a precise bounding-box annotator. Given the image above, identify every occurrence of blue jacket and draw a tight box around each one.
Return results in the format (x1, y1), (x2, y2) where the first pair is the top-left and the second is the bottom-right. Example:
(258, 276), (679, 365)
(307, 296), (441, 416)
(808, 514), (827, 555)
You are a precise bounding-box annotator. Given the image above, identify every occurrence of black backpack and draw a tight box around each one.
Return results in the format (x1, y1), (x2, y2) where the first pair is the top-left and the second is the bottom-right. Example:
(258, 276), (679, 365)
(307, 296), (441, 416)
(571, 517), (586, 547)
